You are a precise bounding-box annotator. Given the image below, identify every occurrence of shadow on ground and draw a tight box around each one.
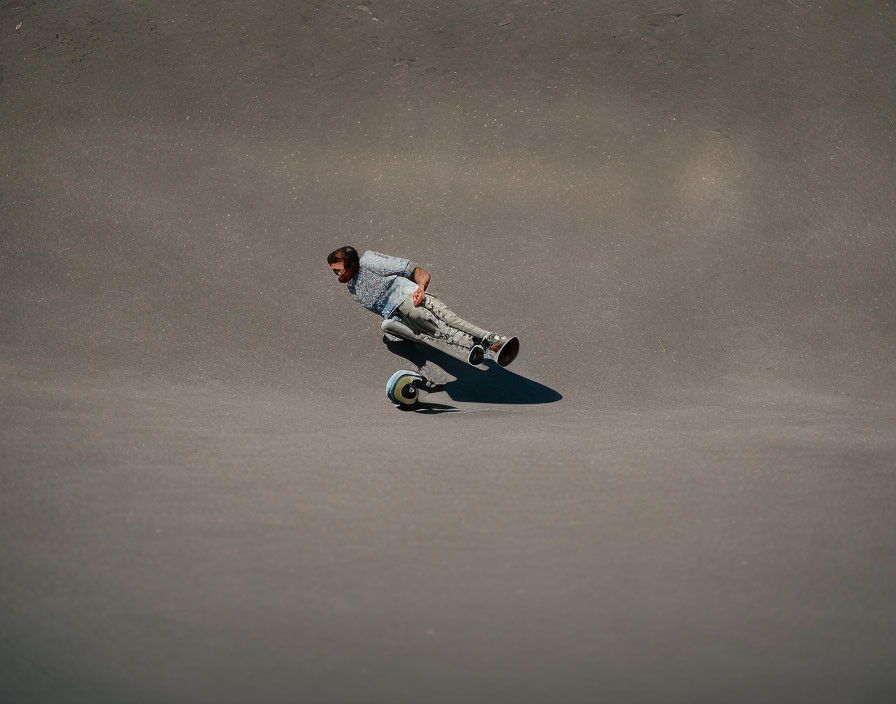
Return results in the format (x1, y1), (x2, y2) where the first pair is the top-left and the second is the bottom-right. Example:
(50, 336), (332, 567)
(383, 338), (562, 406)
(396, 401), (462, 414)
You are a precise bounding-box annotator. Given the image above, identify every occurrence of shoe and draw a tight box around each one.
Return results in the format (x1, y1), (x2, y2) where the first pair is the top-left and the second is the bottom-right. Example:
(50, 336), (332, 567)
(485, 334), (507, 355)
(488, 335), (519, 367)
(468, 344), (486, 365)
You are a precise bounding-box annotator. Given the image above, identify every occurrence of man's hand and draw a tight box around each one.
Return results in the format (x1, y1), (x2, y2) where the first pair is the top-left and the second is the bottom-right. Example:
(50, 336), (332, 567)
(411, 267), (431, 307)
(412, 286), (426, 307)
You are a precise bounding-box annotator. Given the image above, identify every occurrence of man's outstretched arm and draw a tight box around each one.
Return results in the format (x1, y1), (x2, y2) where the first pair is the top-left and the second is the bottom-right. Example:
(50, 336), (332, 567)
(411, 267), (430, 306)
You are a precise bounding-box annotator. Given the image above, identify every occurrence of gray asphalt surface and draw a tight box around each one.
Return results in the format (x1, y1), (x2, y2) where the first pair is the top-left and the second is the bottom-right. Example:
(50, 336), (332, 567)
(2, 1), (895, 702)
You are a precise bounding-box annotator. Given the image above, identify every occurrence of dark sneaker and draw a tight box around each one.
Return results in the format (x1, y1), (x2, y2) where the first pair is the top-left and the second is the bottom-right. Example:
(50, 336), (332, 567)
(468, 344), (486, 365)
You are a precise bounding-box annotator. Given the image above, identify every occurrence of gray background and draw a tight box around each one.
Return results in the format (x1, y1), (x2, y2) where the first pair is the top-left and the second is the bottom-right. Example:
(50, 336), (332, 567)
(2, 1), (894, 702)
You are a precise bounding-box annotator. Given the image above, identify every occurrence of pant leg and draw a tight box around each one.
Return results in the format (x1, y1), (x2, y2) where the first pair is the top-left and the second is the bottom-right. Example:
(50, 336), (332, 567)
(422, 295), (491, 341)
(394, 295), (491, 348)
(395, 295), (485, 349)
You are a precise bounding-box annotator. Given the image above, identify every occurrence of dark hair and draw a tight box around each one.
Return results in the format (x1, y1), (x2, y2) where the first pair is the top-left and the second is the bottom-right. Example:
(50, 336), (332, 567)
(327, 246), (359, 268)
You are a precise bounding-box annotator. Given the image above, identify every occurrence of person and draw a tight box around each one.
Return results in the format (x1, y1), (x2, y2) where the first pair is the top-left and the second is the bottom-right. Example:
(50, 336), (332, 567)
(327, 246), (515, 365)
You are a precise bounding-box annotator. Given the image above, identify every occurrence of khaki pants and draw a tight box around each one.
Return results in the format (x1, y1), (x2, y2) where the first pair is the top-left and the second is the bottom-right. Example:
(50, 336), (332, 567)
(394, 294), (490, 349)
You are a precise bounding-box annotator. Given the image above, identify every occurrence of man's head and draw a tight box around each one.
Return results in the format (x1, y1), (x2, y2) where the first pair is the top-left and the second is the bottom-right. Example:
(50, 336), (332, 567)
(327, 246), (359, 284)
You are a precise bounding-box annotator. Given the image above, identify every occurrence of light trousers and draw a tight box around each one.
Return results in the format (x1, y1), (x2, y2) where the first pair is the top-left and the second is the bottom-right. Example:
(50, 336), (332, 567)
(394, 294), (490, 349)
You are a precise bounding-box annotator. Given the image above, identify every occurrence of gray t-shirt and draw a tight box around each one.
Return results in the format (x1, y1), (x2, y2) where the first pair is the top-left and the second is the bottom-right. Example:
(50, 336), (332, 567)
(346, 250), (420, 318)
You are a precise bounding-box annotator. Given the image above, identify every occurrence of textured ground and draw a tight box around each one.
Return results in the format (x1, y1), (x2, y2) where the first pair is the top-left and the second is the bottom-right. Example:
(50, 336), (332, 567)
(2, 1), (895, 702)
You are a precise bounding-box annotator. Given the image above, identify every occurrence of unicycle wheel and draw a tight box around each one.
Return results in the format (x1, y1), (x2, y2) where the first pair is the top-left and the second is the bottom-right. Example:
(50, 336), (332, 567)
(386, 370), (424, 406)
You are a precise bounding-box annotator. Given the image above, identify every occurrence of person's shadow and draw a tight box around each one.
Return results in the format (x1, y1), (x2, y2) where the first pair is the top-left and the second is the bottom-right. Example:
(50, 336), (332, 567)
(383, 338), (562, 407)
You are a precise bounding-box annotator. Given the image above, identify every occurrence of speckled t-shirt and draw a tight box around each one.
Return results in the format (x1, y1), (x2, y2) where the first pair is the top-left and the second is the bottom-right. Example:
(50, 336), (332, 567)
(346, 251), (420, 318)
